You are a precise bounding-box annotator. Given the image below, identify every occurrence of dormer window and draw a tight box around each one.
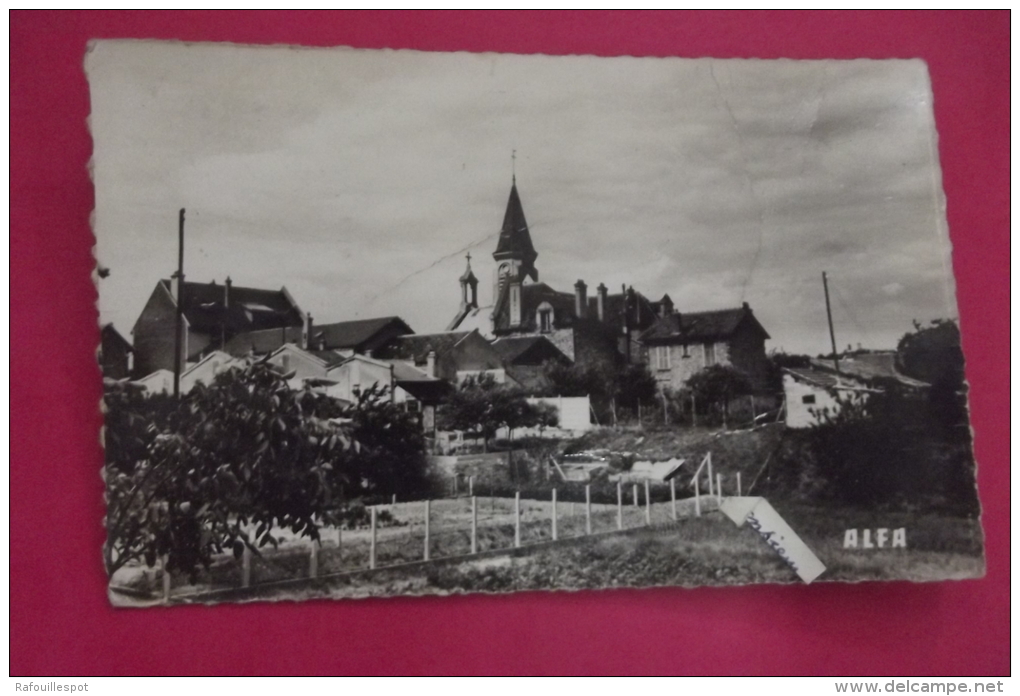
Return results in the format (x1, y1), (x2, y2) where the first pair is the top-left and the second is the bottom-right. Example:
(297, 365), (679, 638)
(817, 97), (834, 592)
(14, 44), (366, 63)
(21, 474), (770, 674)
(536, 301), (554, 333)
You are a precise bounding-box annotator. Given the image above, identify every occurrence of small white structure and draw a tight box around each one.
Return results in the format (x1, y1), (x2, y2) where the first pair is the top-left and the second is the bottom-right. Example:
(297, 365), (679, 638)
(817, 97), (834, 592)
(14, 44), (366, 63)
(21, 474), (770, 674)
(782, 368), (875, 429)
(180, 351), (245, 393)
(134, 368), (174, 395)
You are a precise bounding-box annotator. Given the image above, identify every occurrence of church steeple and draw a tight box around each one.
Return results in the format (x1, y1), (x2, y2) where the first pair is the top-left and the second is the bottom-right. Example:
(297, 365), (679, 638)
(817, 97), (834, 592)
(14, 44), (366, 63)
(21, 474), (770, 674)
(493, 177), (539, 300)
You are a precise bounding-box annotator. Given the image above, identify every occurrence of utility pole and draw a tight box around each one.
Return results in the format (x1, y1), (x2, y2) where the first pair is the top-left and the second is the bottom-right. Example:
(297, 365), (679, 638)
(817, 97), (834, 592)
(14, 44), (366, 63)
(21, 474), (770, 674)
(172, 208), (186, 398)
(822, 271), (840, 374)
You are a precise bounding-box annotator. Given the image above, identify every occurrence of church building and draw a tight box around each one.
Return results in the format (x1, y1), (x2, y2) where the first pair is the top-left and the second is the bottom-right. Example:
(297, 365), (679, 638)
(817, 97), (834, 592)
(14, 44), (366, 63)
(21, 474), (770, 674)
(447, 178), (671, 368)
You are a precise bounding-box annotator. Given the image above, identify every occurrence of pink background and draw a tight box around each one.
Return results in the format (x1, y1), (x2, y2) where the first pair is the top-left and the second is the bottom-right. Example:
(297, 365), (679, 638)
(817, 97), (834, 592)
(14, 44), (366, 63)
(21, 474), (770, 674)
(10, 11), (1009, 675)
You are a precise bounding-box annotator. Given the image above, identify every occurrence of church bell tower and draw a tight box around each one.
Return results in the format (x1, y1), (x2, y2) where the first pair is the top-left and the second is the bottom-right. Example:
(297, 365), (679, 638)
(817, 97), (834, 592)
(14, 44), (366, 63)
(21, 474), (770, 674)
(492, 175), (539, 301)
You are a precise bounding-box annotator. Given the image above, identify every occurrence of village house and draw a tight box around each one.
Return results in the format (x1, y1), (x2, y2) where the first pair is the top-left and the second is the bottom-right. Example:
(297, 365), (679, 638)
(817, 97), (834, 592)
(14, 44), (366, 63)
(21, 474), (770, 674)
(782, 351), (929, 429)
(131, 277), (303, 377)
(489, 335), (571, 394)
(223, 314), (413, 360)
(99, 323), (133, 380)
(374, 329), (507, 385)
(639, 303), (772, 392)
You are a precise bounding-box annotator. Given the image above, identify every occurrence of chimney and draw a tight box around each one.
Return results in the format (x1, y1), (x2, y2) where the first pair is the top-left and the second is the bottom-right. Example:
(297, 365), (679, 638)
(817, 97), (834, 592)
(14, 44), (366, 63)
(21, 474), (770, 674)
(224, 276), (232, 308)
(596, 283), (608, 322)
(659, 294), (674, 319)
(426, 350), (437, 378)
(574, 280), (588, 319)
(302, 312), (313, 350)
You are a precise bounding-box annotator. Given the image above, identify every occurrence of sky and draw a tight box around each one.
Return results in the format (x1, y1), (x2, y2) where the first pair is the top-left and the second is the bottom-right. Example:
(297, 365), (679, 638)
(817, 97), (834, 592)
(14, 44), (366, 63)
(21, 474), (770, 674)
(87, 42), (957, 356)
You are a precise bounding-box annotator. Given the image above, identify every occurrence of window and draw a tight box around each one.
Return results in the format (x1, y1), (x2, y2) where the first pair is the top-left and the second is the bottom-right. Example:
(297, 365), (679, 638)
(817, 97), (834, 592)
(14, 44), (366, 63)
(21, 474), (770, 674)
(802, 394), (816, 405)
(703, 343), (716, 366)
(539, 309), (552, 333)
(654, 346), (671, 370)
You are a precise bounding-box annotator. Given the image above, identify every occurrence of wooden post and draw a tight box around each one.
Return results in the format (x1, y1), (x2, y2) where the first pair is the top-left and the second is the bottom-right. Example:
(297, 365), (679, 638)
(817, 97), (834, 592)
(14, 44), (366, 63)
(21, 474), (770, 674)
(716, 473), (723, 501)
(453, 476), (458, 497)
(632, 483), (639, 507)
(369, 507), (377, 570)
(585, 484), (592, 535)
(616, 480), (623, 530)
(336, 526), (342, 563)
(423, 499), (431, 561)
(644, 479), (651, 526)
(707, 452), (714, 498)
(161, 555), (171, 603)
(392, 493), (397, 505)
(551, 489), (558, 541)
(750, 395), (757, 425)
(691, 394), (697, 427)
(469, 475), (474, 497)
(471, 496), (478, 554)
(514, 492), (521, 548)
(241, 545), (251, 588)
(670, 478), (677, 521)
(736, 472), (742, 497)
(309, 541), (318, 579)
(694, 476), (701, 517)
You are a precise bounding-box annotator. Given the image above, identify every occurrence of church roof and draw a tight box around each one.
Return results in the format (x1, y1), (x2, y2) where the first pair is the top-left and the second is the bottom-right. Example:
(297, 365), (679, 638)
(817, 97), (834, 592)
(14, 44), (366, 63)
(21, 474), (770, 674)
(493, 181), (538, 280)
(314, 316), (413, 352)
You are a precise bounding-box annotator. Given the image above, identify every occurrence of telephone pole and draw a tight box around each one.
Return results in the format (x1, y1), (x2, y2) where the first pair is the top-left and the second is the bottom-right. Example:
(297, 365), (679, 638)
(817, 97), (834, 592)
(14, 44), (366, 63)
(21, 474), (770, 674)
(172, 208), (186, 398)
(822, 271), (840, 374)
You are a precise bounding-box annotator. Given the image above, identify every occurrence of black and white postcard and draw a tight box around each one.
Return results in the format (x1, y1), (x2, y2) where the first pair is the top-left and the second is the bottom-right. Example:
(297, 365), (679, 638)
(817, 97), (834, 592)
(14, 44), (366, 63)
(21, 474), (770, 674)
(88, 42), (983, 605)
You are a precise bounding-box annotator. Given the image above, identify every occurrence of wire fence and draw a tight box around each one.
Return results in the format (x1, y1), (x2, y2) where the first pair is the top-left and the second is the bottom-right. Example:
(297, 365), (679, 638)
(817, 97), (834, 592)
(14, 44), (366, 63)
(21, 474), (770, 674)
(132, 470), (732, 602)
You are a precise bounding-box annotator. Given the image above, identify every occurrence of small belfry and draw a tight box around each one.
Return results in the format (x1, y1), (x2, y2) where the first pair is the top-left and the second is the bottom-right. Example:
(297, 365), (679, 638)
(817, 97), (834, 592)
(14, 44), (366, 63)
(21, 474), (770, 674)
(459, 252), (478, 310)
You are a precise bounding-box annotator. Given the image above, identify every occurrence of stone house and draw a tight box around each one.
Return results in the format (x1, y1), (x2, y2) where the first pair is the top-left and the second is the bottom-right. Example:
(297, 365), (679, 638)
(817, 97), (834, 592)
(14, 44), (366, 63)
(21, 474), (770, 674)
(639, 303), (772, 392)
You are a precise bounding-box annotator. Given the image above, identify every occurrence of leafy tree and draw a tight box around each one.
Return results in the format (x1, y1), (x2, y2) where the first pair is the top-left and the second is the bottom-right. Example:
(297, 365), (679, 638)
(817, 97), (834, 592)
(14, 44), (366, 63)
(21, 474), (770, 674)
(542, 359), (656, 425)
(686, 364), (752, 426)
(103, 362), (430, 580)
(896, 319), (969, 442)
(438, 374), (554, 451)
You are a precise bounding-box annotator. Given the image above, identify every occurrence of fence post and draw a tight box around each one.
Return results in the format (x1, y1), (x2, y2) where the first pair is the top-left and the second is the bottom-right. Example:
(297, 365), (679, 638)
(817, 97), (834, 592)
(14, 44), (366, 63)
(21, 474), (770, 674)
(423, 499), (431, 561)
(585, 484), (592, 535)
(644, 479), (652, 526)
(736, 472), (742, 497)
(551, 488), (558, 541)
(716, 473), (723, 502)
(336, 526), (342, 564)
(161, 555), (171, 603)
(694, 476), (701, 517)
(632, 483), (639, 507)
(514, 492), (521, 548)
(471, 496), (478, 554)
(707, 452), (714, 498)
(616, 480), (623, 530)
(241, 545), (252, 588)
(750, 395), (757, 424)
(309, 541), (318, 579)
(670, 478), (677, 521)
(469, 475), (474, 497)
(392, 493), (397, 505)
(369, 506), (377, 570)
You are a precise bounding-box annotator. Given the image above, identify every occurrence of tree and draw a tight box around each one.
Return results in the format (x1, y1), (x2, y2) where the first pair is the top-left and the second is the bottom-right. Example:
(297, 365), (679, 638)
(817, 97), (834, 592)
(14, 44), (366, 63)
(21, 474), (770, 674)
(103, 362), (431, 580)
(438, 374), (554, 451)
(896, 319), (969, 444)
(686, 365), (752, 427)
(542, 359), (656, 425)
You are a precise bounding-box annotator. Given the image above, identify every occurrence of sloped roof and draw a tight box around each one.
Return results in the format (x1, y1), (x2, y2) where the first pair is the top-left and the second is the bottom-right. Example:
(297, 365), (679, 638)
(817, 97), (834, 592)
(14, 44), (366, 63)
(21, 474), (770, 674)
(380, 331), (471, 364)
(158, 279), (303, 335)
(491, 335), (570, 365)
(493, 182), (538, 280)
(783, 367), (879, 392)
(314, 316), (413, 351)
(811, 353), (929, 388)
(101, 323), (133, 351)
(492, 282), (575, 333)
(223, 326), (303, 356)
(640, 305), (770, 343)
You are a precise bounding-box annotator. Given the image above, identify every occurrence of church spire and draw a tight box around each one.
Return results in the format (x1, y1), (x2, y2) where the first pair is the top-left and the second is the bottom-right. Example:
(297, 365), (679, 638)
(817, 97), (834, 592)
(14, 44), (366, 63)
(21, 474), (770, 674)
(493, 175), (538, 283)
